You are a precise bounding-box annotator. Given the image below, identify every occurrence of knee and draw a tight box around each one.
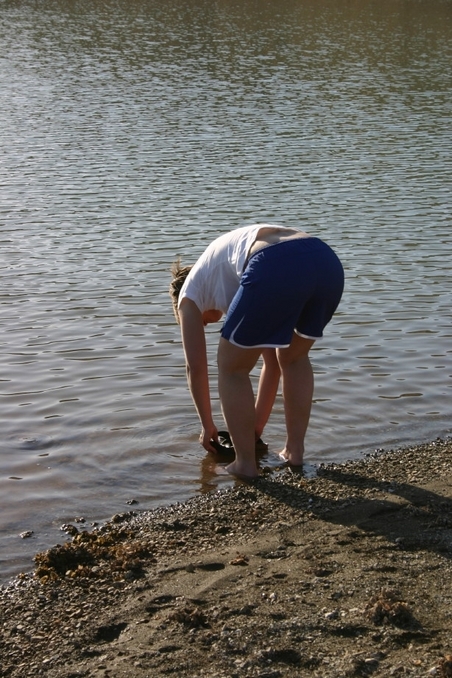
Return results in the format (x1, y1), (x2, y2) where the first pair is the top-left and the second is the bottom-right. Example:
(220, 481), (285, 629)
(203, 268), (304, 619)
(278, 354), (312, 375)
(277, 335), (314, 369)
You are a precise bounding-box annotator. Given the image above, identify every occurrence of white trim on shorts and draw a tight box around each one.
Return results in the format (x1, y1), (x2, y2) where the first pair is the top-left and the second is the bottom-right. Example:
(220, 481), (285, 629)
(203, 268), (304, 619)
(226, 323), (319, 349)
(227, 316), (291, 348)
(294, 329), (322, 341)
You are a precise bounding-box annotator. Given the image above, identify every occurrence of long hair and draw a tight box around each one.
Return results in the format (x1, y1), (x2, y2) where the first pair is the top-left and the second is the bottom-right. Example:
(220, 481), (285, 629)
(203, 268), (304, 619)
(169, 259), (192, 323)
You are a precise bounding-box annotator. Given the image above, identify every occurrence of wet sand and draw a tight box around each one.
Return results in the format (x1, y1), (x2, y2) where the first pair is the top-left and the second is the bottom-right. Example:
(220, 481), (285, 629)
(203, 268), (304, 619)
(1, 438), (452, 678)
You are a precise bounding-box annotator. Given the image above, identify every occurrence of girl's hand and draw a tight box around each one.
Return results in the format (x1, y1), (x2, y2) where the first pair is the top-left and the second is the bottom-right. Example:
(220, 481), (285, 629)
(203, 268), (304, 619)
(200, 424), (219, 453)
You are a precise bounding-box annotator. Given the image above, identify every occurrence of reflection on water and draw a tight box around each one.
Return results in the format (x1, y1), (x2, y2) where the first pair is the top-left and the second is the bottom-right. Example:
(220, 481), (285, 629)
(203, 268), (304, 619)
(0, 0), (451, 582)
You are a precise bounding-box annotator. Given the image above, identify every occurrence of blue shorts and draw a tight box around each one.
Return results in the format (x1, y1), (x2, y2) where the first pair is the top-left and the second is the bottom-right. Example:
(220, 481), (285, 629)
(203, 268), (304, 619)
(221, 237), (344, 348)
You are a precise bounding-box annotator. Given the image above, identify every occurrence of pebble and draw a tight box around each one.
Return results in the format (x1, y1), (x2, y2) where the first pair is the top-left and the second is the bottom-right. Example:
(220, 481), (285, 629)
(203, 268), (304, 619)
(1, 437), (452, 678)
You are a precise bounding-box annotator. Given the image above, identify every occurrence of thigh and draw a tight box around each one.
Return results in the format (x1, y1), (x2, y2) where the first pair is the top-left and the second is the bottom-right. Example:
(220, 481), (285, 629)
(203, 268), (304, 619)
(277, 333), (315, 367)
(217, 337), (262, 374)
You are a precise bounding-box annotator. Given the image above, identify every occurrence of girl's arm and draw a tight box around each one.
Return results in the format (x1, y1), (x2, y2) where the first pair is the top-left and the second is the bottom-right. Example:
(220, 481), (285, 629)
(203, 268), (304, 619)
(179, 298), (218, 451)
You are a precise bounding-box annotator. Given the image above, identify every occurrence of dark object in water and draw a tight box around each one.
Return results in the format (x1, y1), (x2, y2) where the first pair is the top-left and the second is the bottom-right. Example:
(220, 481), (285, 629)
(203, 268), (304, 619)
(210, 430), (235, 455)
(210, 431), (268, 455)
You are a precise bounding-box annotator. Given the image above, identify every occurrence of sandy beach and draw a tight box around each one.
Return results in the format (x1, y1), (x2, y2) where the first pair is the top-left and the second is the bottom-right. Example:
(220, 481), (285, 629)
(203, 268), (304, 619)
(1, 438), (452, 678)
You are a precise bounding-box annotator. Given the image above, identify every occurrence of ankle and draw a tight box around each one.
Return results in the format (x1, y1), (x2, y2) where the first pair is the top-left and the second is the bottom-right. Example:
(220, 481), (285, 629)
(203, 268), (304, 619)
(226, 460), (259, 479)
(280, 445), (304, 465)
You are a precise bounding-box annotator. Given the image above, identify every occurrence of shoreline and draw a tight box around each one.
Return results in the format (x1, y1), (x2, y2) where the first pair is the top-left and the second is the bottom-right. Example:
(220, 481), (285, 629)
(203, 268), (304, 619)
(1, 438), (452, 677)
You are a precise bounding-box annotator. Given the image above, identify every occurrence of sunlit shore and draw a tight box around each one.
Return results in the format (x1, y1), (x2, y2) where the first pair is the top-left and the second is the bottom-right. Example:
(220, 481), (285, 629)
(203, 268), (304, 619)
(1, 438), (451, 677)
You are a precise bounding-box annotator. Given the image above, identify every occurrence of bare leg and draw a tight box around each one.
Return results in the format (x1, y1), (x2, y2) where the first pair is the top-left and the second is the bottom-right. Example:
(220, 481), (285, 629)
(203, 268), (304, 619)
(277, 334), (315, 465)
(255, 348), (281, 440)
(217, 338), (262, 478)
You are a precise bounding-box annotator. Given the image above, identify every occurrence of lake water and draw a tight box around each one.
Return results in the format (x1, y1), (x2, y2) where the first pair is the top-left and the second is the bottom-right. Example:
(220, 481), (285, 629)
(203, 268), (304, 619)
(0, 0), (451, 583)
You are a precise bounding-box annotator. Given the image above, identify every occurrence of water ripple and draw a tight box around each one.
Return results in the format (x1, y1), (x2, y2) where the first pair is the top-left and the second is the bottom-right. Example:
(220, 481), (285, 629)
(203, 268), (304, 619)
(0, 0), (451, 581)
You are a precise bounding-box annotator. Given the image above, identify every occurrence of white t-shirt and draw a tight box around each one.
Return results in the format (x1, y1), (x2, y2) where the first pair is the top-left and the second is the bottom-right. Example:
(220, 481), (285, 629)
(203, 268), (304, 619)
(178, 225), (264, 314)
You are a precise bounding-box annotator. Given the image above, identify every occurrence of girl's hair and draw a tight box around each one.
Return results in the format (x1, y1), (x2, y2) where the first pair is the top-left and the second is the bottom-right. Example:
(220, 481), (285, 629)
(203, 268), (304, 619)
(169, 259), (192, 323)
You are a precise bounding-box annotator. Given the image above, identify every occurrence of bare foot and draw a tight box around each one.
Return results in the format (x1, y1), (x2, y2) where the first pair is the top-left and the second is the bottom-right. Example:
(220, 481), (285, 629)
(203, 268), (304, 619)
(279, 448), (304, 466)
(225, 460), (259, 480)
